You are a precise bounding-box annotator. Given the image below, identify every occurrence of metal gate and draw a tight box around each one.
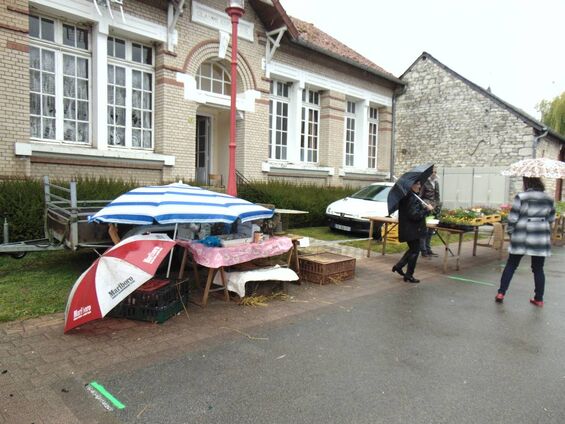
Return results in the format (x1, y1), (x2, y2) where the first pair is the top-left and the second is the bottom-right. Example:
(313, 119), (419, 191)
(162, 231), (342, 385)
(437, 167), (509, 209)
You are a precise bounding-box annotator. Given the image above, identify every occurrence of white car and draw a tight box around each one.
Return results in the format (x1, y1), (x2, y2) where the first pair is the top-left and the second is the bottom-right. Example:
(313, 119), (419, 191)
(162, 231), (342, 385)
(326, 182), (394, 238)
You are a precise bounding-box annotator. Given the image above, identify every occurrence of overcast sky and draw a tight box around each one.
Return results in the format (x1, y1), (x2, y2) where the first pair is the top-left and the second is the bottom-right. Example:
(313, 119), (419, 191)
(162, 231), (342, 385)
(279, 0), (565, 119)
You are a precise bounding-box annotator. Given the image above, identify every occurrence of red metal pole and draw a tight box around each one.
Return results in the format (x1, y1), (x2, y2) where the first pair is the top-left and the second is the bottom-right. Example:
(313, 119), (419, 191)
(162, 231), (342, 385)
(226, 7), (244, 197)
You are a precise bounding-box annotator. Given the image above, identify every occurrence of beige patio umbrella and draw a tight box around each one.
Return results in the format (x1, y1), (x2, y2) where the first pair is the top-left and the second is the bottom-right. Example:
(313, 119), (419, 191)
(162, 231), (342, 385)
(501, 158), (565, 179)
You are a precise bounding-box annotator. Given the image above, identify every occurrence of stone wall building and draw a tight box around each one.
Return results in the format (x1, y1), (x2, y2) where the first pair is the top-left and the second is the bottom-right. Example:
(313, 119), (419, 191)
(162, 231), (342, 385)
(0, 0), (403, 188)
(395, 52), (565, 203)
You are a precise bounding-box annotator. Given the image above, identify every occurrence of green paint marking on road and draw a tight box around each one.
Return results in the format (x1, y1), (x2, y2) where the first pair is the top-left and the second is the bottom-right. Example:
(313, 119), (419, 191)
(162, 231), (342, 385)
(90, 381), (125, 410)
(447, 276), (496, 287)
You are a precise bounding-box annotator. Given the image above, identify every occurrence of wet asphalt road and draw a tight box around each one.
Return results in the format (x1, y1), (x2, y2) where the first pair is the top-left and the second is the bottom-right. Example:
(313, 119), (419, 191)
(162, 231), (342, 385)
(94, 249), (565, 424)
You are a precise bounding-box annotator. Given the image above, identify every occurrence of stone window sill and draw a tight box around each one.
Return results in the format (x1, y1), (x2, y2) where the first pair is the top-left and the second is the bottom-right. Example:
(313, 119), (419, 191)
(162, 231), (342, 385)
(262, 161), (334, 176)
(15, 142), (175, 166)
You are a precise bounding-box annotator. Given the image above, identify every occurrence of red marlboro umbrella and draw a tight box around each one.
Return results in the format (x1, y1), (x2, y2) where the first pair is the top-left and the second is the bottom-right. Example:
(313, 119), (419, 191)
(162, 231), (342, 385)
(64, 233), (176, 333)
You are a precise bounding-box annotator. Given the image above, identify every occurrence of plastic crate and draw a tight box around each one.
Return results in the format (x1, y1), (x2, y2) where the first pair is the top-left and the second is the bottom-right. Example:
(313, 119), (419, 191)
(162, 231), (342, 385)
(108, 278), (188, 323)
(117, 298), (186, 324)
(124, 278), (187, 308)
(299, 252), (355, 285)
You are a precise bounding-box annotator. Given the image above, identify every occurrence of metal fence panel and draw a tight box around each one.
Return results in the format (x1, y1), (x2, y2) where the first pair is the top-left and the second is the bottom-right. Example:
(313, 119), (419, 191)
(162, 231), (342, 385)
(437, 167), (508, 209)
(471, 167), (509, 207)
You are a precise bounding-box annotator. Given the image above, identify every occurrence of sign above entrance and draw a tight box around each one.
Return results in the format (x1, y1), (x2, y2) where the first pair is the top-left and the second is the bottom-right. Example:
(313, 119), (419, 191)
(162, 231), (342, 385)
(192, 1), (254, 42)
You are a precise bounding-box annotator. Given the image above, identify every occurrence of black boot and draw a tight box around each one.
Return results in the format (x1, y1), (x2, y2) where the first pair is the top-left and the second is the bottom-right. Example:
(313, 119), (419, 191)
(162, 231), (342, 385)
(403, 275), (420, 283)
(392, 266), (405, 277)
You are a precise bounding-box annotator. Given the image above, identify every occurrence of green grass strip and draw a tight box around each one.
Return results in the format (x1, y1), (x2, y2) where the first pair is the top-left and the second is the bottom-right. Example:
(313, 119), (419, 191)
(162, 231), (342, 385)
(90, 381), (126, 410)
(447, 276), (496, 287)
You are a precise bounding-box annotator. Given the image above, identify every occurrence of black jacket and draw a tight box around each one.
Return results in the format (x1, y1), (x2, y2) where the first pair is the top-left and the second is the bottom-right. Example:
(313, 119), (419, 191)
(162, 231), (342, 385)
(398, 192), (429, 242)
(419, 178), (440, 208)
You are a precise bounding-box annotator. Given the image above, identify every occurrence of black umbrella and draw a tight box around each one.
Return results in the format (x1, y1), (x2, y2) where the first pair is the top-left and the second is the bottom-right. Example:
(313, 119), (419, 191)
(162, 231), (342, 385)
(387, 163), (434, 215)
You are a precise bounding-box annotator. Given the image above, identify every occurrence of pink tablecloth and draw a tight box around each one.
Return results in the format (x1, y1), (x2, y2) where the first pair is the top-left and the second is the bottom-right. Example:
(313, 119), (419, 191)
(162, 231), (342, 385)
(176, 236), (293, 268)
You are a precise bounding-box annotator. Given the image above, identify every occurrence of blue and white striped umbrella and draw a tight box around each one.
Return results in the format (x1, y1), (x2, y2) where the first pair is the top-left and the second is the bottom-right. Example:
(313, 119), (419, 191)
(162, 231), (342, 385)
(89, 183), (274, 225)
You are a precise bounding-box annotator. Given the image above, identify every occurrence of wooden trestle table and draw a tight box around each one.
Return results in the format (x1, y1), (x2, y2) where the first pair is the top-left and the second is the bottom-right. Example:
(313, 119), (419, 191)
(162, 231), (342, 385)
(364, 216), (465, 273)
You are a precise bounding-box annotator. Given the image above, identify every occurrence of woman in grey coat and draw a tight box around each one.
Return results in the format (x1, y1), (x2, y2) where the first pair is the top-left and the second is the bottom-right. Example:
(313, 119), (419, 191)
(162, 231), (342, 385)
(495, 177), (556, 306)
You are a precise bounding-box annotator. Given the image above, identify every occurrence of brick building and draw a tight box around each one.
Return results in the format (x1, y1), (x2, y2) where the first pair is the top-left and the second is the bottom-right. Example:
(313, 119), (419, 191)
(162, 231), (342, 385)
(0, 0), (403, 187)
(395, 52), (565, 204)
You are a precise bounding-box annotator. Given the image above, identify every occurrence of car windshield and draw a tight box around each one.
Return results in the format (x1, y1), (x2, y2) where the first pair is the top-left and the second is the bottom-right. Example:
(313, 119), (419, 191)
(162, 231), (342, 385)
(350, 185), (391, 201)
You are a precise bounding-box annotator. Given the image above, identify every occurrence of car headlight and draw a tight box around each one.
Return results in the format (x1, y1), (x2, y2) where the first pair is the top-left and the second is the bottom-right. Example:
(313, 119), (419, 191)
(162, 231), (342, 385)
(326, 206), (333, 214)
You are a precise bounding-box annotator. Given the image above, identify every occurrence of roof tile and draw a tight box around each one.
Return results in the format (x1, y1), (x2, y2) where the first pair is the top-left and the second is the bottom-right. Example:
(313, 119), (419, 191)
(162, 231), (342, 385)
(290, 16), (393, 77)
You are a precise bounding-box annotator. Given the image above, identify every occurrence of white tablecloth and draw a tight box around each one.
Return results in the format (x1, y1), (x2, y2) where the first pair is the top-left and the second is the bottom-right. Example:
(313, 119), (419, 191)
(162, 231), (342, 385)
(213, 265), (298, 297)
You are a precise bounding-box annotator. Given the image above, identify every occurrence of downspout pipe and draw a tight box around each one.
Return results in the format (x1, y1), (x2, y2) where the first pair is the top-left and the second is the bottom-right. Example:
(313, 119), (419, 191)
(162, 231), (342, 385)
(532, 127), (548, 158)
(390, 85), (407, 181)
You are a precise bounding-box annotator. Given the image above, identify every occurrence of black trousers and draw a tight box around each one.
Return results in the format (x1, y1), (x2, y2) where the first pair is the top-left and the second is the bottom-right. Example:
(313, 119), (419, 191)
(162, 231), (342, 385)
(498, 254), (546, 301)
(394, 239), (421, 278)
(419, 228), (434, 253)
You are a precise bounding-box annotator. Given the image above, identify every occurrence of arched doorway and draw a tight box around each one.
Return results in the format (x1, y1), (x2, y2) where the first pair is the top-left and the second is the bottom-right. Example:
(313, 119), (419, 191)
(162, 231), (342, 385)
(193, 60), (234, 186)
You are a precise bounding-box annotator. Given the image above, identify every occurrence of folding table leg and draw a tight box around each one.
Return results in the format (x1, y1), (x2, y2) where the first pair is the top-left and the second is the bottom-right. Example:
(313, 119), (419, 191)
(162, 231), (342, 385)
(192, 259), (201, 288)
(218, 267), (230, 302)
(178, 248), (188, 280)
(177, 248), (191, 298)
(456, 233), (463, 270)
(367, 220), (374, 258)
(286, 240), (301, 284)
(201, 268), (218, 307)
(199, 267), (230, 306)
(382, 223), (388, 256)
(286, 245), (293, 268)
(472, 227), (479, 256)
(178, 248), (202, 300)
(442, 232), (451, 273)
(293, 246), (300, 282)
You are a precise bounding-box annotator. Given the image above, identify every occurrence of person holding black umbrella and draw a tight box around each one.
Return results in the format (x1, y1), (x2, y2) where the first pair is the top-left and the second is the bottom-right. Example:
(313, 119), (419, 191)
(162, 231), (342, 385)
(419, 168), (440, 257)
(388, 164), (435, 283)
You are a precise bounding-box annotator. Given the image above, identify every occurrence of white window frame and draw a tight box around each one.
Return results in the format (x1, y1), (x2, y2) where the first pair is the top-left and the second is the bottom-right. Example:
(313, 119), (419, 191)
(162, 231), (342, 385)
(17, 2), (176, 166)
(300, 88), (320, 163)
(106, 36), (155, 150)
(268, 80), (290, 160)
(107, 62), (127, 148)
(29, 14), (91, 145)
(195, 61), (232, 96)
(344, 100), (356, 167)
(368, 106), (379, 169)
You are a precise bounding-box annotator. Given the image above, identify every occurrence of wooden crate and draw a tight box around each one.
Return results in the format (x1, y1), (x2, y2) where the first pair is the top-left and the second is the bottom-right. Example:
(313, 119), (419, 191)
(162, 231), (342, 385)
(552, 215), (565, 246)
(442, 217), (485, 226)
(299, 252), (356, 285)
(484, 214), (501, 223)
(381, 224), (400, 244)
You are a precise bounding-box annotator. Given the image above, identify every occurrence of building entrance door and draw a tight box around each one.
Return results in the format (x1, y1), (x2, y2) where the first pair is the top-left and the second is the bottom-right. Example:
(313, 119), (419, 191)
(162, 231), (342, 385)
(195, 115), (210, 185)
